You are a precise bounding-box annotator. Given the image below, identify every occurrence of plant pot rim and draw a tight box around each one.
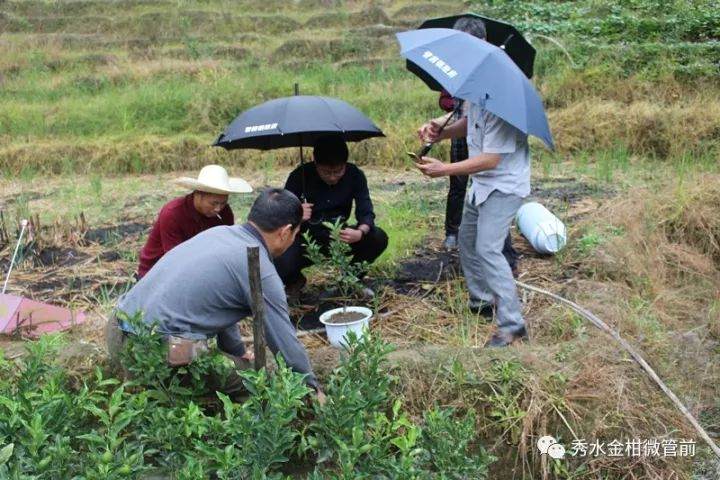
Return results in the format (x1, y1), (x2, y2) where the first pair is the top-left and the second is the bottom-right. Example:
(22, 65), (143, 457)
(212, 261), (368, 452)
(319, 306), (372, 327)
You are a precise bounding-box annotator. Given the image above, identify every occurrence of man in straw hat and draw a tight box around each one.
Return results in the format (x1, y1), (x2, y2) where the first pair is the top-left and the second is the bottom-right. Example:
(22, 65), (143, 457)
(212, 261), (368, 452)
(136, 165), (252, 279)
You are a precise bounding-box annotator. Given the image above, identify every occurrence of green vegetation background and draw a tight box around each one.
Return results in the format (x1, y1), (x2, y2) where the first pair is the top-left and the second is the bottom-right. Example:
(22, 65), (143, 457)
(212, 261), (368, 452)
(1, 0), (718, 174)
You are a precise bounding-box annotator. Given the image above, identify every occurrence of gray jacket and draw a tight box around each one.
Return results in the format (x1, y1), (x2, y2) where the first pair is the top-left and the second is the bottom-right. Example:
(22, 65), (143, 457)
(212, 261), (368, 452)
(118, 223), (318, 388)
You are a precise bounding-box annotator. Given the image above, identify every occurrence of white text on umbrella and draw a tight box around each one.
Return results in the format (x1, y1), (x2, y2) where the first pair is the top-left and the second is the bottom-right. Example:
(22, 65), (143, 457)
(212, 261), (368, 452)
(244, 123), (279, 133)
(423, 50), (458, 79)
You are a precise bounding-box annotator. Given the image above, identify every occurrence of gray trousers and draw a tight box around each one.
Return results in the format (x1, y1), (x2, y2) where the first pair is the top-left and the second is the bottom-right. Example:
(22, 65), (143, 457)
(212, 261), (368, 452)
(459, 190), (525, 333)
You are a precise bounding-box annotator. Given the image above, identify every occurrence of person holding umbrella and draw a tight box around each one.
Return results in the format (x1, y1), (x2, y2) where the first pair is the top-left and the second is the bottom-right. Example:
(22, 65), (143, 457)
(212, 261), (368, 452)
(417, 99), (528, 347)
(397, 26), (554, 347)
(434, 18), (519, 282)
(275, 135), (388, 293)
(213, 93), (387, 295)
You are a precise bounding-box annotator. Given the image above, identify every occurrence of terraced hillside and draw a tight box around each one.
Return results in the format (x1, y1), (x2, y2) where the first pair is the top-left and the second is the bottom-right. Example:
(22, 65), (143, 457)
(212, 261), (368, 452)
(1, 0), (718, 174)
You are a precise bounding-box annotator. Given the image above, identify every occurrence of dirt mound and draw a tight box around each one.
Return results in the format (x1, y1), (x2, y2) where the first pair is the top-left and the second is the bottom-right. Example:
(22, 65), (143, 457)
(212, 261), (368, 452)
(531, 177), (614, 206)
(391, 3), (464, 22)
(19, 14), (115, 34)
(272, 37), (392, 62)
(211, 45), (250, 60)
(392, 247), (460, 289)
(348, 25), (402, 38)
(334, 56), (397, 70)
(305, 7), (390, 29)
(549, 97), (720, 157)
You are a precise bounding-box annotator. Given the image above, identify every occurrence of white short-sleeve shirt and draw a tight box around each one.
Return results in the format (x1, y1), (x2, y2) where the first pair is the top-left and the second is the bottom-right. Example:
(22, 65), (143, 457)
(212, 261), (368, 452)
(465, 101), (531, 206)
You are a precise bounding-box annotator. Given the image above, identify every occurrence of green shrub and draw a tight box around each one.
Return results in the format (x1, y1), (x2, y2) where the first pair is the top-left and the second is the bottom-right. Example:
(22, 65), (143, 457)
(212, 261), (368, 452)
(119, 311), (236, 401)
(304, 219), (368, 303)
(0, 330), (493, 478)
(304, 332), (494, 478)
(419, 407), (494, 479)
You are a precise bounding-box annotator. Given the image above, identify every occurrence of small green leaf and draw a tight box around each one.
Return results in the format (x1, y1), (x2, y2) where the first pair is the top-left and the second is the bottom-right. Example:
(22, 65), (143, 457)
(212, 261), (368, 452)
(0, 444), (14, 465)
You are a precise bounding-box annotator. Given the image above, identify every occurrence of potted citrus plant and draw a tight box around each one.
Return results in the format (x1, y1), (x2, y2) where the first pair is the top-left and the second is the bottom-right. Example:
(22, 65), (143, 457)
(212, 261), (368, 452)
(303, 219), (372, 348)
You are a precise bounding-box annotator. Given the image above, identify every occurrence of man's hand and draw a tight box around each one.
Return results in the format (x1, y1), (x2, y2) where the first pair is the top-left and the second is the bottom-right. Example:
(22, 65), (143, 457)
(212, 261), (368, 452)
(339, 228), (363, 244)
(240, 351), (254, 362)
(301, 203), (313, 222)
(415, 156), (448, 178)
(315, 389), (327, 406)
(228, 350), (254, 370)
(417, 119), (443, 143)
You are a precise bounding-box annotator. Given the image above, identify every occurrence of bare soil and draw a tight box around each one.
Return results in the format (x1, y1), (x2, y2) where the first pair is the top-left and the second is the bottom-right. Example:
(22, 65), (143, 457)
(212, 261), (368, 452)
(84, 221), (148, 244)
(391, 248), (460, 294)
(326, 310), (366, 324)
(35, 246), (89, 267)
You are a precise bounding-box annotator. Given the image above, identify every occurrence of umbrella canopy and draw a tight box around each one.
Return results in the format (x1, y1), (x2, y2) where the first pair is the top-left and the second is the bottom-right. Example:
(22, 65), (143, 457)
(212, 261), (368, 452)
(397, 28), (554, 150)
(407, 13), (536, 89)
(214, 95), (384, 150)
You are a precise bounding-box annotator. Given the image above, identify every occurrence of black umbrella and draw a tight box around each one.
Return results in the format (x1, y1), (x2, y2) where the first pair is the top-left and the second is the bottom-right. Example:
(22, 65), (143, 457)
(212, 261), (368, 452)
(214, 88), (384, 199)
(213, 95), (384, 150)
(406, 13), (536, 91)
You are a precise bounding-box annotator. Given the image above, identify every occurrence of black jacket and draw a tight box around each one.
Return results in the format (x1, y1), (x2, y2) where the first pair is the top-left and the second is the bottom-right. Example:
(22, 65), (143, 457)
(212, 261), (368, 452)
(284, 162), (376, 228)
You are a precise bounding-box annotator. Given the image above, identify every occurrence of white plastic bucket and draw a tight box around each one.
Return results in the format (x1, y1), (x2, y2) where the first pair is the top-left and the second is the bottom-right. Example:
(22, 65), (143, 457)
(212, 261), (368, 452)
(516, 202), (567, 254)
(319, 306), (372, 348)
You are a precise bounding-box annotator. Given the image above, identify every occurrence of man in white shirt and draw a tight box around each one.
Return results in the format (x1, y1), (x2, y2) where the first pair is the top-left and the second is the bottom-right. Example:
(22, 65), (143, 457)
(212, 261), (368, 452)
(416, 99), (529, 347)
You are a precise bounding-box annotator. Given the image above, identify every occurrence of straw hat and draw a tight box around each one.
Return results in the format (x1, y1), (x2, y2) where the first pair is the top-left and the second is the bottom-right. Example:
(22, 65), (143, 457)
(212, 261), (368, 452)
(175, 165), (253, 194)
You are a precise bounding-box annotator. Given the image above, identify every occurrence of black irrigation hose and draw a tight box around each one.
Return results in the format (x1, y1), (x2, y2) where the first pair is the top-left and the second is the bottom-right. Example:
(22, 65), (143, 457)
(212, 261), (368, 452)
(516, 281), (720, 459)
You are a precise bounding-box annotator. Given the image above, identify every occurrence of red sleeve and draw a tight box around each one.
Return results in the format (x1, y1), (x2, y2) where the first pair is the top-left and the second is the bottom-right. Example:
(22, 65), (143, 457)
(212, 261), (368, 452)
(439, 90), (454, 112)
(157, 215), (185, 253)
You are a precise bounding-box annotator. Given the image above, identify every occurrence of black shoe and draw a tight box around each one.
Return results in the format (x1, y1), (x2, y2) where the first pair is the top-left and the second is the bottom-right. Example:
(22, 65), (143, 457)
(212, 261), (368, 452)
(468, 302), (495, 319)
(484, 327), (528, 348)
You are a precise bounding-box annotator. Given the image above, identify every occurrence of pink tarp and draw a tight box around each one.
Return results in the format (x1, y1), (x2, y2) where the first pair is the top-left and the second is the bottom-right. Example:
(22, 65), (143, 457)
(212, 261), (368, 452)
(0, 293), (86, 338)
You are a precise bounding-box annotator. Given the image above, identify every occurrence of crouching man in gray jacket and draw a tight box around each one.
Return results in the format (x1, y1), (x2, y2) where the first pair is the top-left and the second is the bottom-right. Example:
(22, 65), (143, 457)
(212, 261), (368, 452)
(106, 188), (325, 403)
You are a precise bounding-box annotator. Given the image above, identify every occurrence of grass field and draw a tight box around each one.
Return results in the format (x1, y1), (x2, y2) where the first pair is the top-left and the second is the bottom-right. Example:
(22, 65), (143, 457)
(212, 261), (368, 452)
(1, 0), (720, 478)
(0, 0), (718, 174)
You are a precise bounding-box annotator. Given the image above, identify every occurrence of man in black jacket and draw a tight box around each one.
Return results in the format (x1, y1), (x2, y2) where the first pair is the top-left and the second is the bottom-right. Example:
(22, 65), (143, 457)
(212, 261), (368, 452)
(275, 136), (388, 290)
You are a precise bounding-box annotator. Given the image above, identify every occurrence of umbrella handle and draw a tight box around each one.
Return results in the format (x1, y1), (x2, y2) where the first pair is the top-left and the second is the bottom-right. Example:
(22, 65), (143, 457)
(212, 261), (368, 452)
(500, 33), (514, 50)
(299, 141), (307, 202)
(416, 103), (462, 158)
(294, 82), (308, 202)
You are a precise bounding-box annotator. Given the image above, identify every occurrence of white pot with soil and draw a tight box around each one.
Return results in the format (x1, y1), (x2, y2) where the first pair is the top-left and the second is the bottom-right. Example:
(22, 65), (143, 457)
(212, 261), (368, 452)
(319, 306), (372, 348)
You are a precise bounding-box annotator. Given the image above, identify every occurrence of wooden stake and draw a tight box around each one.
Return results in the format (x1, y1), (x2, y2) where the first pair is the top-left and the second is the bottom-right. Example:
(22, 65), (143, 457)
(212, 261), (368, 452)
(247, 246), (267, 371)
(0, 210), (8, 244)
